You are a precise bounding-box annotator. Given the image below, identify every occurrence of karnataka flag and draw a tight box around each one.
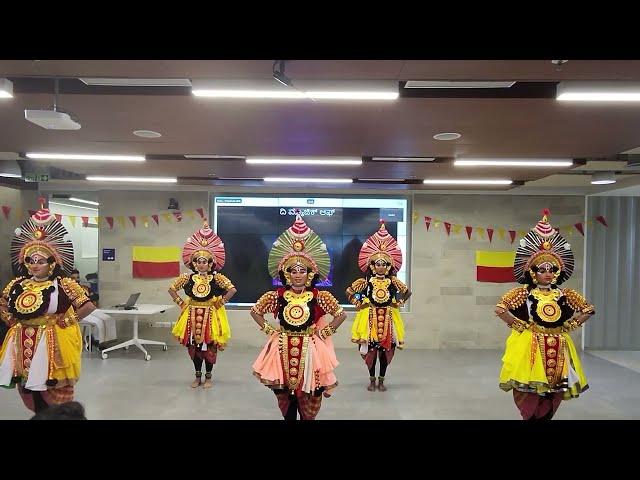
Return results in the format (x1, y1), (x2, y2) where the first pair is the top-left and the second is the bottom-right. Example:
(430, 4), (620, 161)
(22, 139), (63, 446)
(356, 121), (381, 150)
(475, 250), (516, 283)
(132, 246), (181, 278)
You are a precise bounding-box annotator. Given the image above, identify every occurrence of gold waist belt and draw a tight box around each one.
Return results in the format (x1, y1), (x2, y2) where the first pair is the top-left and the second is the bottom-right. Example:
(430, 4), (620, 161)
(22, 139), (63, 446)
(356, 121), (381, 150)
(17, 314), (57, 327)
(530, 323), (565, 335)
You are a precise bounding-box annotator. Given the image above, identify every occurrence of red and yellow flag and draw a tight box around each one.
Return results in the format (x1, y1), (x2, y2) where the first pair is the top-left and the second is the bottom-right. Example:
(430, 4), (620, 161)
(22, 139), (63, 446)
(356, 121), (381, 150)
(475, 250), (516, 283)
(132, 246), (181, 279)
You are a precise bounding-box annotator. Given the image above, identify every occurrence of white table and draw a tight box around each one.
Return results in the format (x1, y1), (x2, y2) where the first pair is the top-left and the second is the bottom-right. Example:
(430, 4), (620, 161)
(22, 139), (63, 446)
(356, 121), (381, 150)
(96, 304), (176, 361)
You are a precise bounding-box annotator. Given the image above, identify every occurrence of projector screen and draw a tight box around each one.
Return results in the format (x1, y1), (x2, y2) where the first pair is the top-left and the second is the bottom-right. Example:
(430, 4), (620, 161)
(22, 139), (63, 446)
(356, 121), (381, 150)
(211, 195), (410, 306)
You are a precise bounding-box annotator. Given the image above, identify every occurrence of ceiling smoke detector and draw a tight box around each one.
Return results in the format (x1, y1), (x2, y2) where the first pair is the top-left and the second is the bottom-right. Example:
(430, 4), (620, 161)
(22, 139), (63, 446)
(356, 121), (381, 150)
(133, 130), (162, 138)
(433, 132), (461, 141)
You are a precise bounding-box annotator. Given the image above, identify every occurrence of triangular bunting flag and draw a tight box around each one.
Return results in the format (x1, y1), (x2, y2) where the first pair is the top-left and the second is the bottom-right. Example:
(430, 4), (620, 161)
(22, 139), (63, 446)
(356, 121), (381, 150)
(487, 228), (494, 243)
(172, 211), (183, 222)
(595, 215), (608, 227)
(196, 208), (205, 220)
(574, 222), (584, 236)
(162, 213), (172, 223)
(424, 216), (432, 231)
(476, 227), (485, 238)
(81, 216), (89, 227)
(129, 216), (137, 227)
(117, 216), (126, 228)
(453, 224), (462, 235)
(498, 228), (506, 240)
(465, 226), (473, 240)
(106, 217), (114, 229)
(141, 215), (149, 228)
(509, 230), (516, 243)
(1, 205), (10, 220)
(69, 215), (77, 227)
(412, 210), (419, 224)
(186, 210), (196, 220)
(151, 214), (159, 226)
(518, 230), (527, 238)
(444, 222), (452, 236)
(94, 217), (101, 227)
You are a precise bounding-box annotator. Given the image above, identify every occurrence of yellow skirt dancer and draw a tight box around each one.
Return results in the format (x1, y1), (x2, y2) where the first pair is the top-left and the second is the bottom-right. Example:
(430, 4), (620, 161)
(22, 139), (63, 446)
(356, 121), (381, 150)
(168, 221), (237, 389)
(0, 200), (96, 414)
(347, 221), (411, 392)
(495, 209), (595, 420)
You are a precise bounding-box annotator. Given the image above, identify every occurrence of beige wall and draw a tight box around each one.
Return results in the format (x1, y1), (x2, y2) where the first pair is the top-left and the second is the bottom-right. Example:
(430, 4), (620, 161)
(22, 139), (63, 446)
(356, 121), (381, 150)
(406, 194), (585, 349)
(94, 189), (586, 350)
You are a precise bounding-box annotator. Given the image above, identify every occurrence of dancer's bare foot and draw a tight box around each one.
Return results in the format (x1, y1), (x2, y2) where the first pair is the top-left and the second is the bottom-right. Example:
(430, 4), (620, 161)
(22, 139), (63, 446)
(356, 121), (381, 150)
(367, 377), (376, 391)
(377, 377), (387, 391)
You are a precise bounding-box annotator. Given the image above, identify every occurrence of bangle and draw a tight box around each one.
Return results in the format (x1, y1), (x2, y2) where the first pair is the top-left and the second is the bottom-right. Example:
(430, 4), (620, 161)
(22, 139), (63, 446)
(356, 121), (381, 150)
(319, 325), (336, 340)
(62, 312), (79, 327)
(262, 322), (276, 335)
(509, 318), (528, 333)
(563, 319), (581, 332)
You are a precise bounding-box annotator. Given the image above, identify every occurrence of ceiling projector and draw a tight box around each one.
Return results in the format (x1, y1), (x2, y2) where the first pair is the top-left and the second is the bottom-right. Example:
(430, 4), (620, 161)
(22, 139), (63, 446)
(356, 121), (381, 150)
(24, 109), (81, 130)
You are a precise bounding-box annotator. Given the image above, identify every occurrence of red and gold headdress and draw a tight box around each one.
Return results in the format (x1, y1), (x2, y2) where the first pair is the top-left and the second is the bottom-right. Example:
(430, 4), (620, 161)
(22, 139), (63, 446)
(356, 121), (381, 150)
(10, 197), (75, 275)
(182, 221), (226, 269)
(358, 221), (403, 273)
(513, 209), (574, 285)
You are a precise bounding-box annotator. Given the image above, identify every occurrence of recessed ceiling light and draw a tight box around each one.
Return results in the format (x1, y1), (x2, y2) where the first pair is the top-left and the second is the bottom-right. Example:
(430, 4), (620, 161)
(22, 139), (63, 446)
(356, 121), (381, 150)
(86, 176), (177, 183)
(184, 154), (246, 159)
(423, 179), (512, 185)
(26, 153), (145, 162)
(455, 158), (573, 167)
(264, 177), (353, 184)
(69, 197), (100, 206)
(591, 172), (616, 185)
(433, 132), (462, 141)
(133, 130), (162, 138)
(557, 81), (640, 102)
(247, 157), (361, 166)
(192, 79), (398, 100)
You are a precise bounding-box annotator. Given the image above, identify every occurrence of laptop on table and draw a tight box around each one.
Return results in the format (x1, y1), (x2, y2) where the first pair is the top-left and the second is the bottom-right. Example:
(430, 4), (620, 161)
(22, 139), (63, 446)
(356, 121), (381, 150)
(113, 293), (141, 310)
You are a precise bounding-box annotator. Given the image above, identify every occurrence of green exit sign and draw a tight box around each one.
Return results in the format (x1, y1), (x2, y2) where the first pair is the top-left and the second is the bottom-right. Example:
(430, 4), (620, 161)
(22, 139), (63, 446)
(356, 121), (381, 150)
(24, 174), (49, 182)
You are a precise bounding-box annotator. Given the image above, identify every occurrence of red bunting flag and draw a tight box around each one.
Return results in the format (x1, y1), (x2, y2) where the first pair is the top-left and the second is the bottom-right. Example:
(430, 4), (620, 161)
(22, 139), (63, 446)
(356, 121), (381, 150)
(465, 226), (473, 240)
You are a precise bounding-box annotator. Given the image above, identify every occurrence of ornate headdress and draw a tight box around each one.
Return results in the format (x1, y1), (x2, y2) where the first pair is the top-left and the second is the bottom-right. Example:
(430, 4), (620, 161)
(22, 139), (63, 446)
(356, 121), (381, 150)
(358, 221), (403, 273)
(182, 221), (226, 269)
(268, 214), (330, 282)
(513, 209), (574, 285)
(10, 197), (75, 275)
